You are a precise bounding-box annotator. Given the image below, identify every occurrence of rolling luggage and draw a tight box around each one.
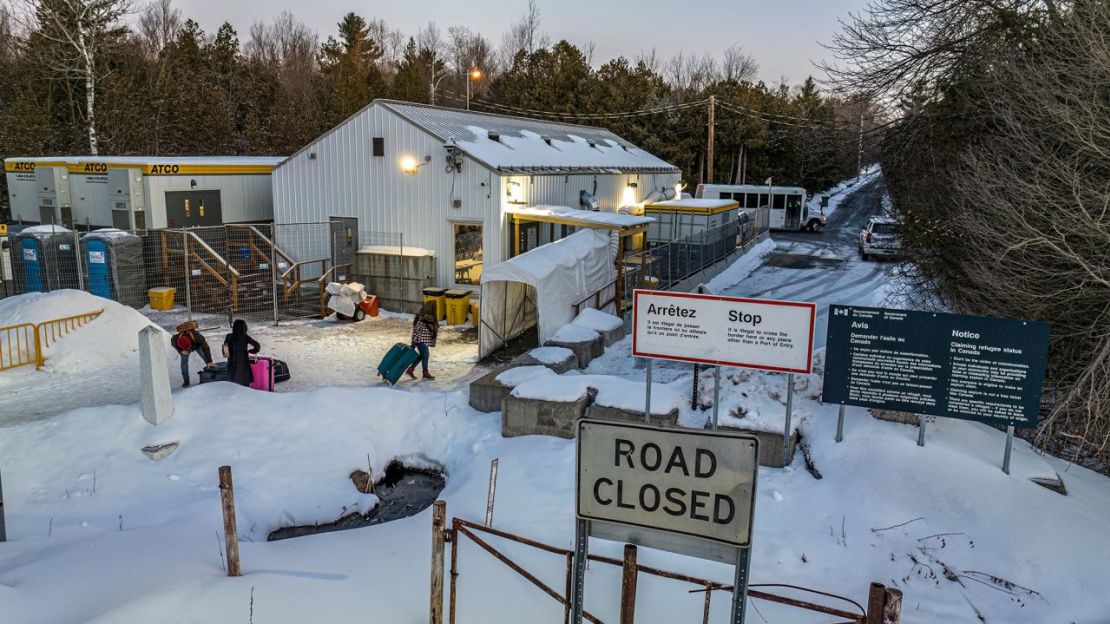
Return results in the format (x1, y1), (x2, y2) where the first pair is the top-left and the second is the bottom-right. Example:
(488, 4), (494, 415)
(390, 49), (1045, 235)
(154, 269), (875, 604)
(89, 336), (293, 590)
(272, 358), (291, 384)
(378, 342), (420, 385)
(198, 361), (230, 384)
(250, 356), (276, 392)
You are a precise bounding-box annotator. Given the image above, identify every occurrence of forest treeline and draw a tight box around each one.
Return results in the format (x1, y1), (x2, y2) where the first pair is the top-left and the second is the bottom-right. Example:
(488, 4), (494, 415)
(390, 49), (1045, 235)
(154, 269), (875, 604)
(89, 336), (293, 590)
(0, 0), (872, 214)
(828, 0), (1110, 466)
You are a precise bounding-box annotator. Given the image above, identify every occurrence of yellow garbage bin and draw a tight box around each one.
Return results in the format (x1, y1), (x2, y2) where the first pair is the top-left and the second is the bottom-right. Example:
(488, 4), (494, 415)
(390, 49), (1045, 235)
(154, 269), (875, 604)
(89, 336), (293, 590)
(470, 301), (480, 328)
(148, 287), (176, 311)
(421, 287), (447, 321)
(444, 289), (472, 325)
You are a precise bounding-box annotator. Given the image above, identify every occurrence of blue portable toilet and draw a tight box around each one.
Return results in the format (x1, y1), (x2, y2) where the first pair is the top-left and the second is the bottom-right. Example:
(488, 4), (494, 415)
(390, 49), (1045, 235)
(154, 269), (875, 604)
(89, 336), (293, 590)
(14, 225), (79, 293)
(80, 229), (146, 307)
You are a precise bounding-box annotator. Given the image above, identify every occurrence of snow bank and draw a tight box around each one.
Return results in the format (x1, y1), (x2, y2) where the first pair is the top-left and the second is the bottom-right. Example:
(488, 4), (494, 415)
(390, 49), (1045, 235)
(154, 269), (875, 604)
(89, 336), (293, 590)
(0, 290), (164, 373)
(704, 238), (776, 293)
(511, 372), (682, 415)
(808, 164), (882, 218)
(570, 307), (623, 332)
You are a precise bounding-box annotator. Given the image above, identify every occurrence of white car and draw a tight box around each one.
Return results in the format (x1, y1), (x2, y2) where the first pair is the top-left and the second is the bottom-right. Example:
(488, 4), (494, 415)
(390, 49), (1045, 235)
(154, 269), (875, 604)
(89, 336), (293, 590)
(859, 217), (902, 260)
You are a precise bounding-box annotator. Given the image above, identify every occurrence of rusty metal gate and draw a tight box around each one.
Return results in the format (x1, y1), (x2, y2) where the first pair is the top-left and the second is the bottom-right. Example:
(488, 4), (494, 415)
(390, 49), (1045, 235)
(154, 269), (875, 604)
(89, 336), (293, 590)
(431, 508), (903, 624)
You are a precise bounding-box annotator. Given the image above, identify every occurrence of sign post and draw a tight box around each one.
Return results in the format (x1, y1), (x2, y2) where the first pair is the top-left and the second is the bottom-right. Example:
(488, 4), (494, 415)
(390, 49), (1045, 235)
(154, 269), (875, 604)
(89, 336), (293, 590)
(824, 305), (1050, 471)
(573, 420), (759, 624)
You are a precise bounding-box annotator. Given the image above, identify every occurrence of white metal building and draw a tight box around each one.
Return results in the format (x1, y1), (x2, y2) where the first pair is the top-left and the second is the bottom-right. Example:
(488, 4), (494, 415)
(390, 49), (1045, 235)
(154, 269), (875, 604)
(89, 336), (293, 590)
(4, 156), (283, 230)
(271, 100), (682, 290)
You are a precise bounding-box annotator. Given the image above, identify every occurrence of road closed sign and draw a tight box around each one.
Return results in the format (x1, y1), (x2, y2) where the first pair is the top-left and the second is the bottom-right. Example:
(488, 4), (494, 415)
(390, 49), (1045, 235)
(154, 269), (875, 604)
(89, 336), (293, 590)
(577, 420), (758, 548)
(632, 289), (816, 374)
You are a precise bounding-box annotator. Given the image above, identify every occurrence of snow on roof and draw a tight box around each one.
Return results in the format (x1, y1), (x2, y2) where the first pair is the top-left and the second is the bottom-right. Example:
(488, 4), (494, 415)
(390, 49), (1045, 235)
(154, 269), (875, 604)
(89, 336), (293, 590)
(645, 198), (737, 209)
(482, 229), (610, 286)
(21, 224), (73, 235)
(357, 245), (436, 257)
(4, 156), (284, 166)
(505, 205), (653, 228)
(380, 100), (679, 174)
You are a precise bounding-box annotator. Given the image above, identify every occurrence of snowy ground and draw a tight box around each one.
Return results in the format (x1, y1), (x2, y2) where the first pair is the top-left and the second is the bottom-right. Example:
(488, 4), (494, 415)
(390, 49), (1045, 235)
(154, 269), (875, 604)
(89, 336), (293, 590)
(1, 175), (1109, 623)
(0, 292), (485, 425)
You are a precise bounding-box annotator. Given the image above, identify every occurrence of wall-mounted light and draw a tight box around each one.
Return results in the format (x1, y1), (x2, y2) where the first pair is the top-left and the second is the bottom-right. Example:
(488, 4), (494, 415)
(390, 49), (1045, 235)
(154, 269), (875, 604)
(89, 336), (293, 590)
(506, 180), (523, 204)
(401, 155), (432, 175)
(673, 182), (686, 199)
(622, 181), (639, 207)
(190, 179), (197, 189)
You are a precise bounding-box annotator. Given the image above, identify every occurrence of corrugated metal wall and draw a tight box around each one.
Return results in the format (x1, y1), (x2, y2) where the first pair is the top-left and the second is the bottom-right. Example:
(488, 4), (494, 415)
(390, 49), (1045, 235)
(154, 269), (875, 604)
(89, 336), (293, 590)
(70, 172), (116, 227)
(272, 105), (504, 290)
(144, 173), (274, 229)
(5, 171), (39, 223)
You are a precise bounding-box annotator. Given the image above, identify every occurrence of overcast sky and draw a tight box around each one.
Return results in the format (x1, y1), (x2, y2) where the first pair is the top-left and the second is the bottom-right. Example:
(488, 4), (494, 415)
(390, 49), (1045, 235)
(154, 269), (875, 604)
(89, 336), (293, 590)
(172, 0), (870, 85)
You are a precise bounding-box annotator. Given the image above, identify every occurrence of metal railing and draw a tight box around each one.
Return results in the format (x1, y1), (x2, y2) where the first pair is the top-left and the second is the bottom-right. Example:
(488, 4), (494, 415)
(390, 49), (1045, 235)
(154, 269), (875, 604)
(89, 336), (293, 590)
(0, 309), (103, 372)
(446, 516), (882, 624)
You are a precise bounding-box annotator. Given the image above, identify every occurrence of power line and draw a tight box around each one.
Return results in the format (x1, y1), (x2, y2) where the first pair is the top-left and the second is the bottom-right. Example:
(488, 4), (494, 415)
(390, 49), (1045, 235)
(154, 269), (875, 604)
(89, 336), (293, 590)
(437, 89), (708, 120)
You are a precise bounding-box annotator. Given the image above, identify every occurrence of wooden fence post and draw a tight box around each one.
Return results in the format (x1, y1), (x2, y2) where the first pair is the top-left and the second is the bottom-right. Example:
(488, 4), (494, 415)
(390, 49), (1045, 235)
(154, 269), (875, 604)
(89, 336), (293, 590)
(883, 587), (903, 624)
(218, 466), (241, 577)
(0, 466), (6, 542)
(865, 582), (886, 624)
(430, 500), (447, 624)
(619, 544), (638, 624)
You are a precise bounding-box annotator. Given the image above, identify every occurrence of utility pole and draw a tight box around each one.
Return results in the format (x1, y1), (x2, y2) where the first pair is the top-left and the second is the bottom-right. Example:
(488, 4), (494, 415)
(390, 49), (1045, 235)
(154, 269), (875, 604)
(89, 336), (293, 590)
(707, 95), (716, 183)
(856, 100), (864, 180)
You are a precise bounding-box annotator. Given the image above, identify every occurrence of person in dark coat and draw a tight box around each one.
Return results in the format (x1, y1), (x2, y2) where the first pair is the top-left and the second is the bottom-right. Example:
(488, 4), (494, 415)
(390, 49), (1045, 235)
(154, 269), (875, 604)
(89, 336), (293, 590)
(406, 300), (439, 380)
(222, 319), (261, 387)
(171, 325), (214, 387)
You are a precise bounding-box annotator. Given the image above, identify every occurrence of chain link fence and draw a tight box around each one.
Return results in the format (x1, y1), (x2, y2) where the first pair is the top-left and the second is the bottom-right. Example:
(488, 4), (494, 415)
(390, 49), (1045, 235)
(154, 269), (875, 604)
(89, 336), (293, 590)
(0, 222), (404, 330)
(619, 208), (770, 308)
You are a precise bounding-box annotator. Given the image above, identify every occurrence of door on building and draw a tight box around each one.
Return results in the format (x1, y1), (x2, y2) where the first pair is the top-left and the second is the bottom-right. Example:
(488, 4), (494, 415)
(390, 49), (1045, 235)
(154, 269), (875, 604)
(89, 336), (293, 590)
(38, 202), (56, 226)
(165, 191), (223, 228)
(85, 239), (111, 298)
(517, 222), (541, 255)
(329, 217), (358, 282)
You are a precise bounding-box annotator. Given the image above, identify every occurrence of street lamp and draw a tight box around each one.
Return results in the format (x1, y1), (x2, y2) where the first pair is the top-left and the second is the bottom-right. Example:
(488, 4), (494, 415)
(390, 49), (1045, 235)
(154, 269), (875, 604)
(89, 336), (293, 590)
(431, 67), (483, 110)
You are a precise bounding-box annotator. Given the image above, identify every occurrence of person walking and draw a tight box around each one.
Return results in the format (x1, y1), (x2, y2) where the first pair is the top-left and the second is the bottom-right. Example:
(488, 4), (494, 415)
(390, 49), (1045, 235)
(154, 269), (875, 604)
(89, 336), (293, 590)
(222, 319), (261, 387)
(407, 300), (439, 380)
(171, 322), (213, 388)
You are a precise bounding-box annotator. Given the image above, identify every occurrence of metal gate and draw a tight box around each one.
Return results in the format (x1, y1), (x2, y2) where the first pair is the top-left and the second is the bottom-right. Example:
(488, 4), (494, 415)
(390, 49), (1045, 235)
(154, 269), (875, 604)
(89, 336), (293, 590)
(431, 508), (903, 624)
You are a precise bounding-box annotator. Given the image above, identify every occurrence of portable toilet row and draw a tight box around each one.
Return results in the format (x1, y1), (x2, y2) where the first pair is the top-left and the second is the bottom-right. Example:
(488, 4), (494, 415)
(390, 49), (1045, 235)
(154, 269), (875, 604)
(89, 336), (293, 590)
(7, 225), (146, 306)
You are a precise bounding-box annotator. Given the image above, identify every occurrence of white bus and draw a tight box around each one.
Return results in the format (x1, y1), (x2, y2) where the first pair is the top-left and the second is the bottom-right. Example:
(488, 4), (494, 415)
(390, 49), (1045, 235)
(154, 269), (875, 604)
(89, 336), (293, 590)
(695, 184), (825, 232)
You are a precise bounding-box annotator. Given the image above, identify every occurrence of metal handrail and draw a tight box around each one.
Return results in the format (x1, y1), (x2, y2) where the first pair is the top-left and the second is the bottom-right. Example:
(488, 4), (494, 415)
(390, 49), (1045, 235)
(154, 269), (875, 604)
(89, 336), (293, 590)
(0, 309), (103, 372)
(0, 323), (38, 371)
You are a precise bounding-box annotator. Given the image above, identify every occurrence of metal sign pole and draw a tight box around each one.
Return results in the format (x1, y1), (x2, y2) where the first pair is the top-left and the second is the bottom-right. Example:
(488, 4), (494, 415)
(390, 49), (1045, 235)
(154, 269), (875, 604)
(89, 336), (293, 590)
(783, 373), (795, 461)
(1002, 424), (1014, 474)
(0, 466), (6, 542)
(644, 359), (653, 424)
(730, 547), (751, 624)
(570, 518), (589, 624)
(485, 458), (499, 526)
(917, 414), (927, 447)
(711, 366), (722, 430)
(835, 404), (845, 443)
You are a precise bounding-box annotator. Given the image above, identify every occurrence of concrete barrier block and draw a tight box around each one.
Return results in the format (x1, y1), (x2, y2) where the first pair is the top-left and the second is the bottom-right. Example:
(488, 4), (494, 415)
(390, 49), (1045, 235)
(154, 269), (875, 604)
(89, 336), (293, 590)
(524, 347), (578, 373)
(138, 325), (173, 425)
(501, 393), (591, 439)
(586, 404), (678, 427)
(719, 425), (798, 468)
(544, 333), (604, 369)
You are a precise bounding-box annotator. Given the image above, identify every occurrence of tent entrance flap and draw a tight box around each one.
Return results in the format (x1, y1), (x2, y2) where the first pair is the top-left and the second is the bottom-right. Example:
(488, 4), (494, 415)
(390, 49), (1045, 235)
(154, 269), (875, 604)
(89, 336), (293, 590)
(479, 229), (615, 361)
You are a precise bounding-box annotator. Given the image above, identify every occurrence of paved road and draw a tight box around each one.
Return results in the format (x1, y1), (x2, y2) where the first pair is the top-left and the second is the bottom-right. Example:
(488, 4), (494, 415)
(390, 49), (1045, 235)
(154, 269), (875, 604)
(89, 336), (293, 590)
(720, 178), (899, 349)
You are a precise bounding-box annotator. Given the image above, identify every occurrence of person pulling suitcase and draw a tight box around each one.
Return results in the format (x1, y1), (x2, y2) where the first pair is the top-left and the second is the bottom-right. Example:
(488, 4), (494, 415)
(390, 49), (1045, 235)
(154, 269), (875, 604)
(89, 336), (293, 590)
(223, 319), (261, 387)
(406, 300), (439, 380)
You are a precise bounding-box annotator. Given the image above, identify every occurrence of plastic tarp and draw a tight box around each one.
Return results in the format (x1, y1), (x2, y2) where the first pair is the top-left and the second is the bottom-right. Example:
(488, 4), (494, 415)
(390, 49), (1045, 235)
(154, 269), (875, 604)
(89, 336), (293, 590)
(80, 229), (147, 308)
(479, 229), (615, 360)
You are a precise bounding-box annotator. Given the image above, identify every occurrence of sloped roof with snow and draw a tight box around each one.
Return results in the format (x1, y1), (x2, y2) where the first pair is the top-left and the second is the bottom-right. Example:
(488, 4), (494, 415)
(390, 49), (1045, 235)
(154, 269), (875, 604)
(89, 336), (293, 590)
(379, 100), (679, 175)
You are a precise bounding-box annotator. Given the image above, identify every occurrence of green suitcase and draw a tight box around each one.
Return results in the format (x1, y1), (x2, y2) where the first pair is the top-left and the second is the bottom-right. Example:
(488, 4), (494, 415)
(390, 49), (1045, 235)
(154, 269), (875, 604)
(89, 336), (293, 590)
(378, 342), (420, 385)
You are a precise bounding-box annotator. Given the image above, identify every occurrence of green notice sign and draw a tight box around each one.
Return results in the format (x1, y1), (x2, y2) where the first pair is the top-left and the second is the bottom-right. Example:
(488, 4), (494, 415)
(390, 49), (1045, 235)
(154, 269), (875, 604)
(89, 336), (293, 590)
(823, 305), (1050, 428)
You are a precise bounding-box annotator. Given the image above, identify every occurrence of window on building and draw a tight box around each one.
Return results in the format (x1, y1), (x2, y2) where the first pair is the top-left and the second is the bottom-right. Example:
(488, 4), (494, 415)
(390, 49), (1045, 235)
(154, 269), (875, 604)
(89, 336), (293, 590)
(772, 194), (785, 209)
(372, 137), (385, 157)
(454, 223), (483, 285)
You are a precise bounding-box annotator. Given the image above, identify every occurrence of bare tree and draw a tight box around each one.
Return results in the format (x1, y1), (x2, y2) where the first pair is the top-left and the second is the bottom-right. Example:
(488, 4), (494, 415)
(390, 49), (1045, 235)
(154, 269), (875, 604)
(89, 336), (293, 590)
(665, 50), (718, 92)
(367, 17), (402, 73)
(135, 0), (178, 57)
(244, 10), (317, 73)
(500, 0), (548, 65)
(8, 0), (134, 154)
(720, 44), (758, 82)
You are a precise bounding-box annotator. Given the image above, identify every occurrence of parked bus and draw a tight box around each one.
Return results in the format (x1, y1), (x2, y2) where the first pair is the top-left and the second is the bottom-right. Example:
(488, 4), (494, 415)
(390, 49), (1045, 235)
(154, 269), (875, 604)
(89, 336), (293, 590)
(695, 184), (825, 232)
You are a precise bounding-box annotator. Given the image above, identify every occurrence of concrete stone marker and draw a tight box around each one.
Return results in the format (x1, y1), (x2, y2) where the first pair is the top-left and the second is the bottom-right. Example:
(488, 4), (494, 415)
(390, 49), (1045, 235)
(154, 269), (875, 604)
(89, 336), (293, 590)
(524, 346), (579, 374)
(719, 425), (797, 468)
(586, 403), (679, 427)
(139, 326), (174, 425)
(501, 391), (593, 439)
(545, 326), (605, 369)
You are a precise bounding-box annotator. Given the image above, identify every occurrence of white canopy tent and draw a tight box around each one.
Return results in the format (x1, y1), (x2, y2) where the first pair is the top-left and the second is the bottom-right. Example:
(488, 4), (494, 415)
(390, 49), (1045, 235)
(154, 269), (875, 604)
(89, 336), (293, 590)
(479, 229), (615, 360)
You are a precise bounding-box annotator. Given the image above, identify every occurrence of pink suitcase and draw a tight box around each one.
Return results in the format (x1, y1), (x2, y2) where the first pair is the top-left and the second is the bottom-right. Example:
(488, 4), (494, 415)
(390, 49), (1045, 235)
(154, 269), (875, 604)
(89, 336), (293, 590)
(249, 356), (275, 392)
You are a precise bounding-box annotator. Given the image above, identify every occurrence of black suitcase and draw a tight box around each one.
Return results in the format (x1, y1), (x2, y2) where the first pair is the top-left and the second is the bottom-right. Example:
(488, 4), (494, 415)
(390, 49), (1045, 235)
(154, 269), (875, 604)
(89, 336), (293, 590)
(198, 362), (230, 384)
(272, 358), (291, 384)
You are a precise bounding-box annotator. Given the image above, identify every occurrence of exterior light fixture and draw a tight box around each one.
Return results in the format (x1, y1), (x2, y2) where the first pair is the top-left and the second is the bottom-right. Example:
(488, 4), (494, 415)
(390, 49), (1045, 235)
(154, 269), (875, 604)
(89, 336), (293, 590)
(401, 155), (432, 175)
(470, 68), (482, 81)
(506, 180), (523, 204)
(622, 181), (639, 207)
